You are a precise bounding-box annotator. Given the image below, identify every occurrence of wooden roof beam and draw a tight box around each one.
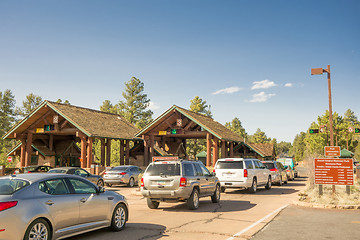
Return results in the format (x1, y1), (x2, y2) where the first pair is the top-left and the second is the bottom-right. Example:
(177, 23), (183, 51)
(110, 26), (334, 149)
(25, 110), (53, 133)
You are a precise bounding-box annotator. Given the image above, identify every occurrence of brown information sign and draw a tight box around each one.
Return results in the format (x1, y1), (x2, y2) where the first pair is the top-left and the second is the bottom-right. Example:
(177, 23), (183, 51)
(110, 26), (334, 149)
(315, 158), (353, 185)
(324, 146), (341, 157)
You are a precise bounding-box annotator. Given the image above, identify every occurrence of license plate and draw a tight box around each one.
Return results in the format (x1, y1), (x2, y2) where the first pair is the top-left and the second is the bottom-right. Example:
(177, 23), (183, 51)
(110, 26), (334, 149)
(157, 181), (167, 185)
(225, 183), (232, 186)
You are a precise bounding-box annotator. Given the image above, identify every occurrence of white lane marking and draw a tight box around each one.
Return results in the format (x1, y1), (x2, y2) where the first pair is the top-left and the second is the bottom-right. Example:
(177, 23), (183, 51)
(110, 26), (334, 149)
(226, 204), (289, 240)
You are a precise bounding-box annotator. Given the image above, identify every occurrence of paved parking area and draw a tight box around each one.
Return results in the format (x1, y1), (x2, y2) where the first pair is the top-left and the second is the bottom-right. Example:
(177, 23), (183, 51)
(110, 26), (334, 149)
(252, 204), (360, 240)
(66, 178), (307, 240)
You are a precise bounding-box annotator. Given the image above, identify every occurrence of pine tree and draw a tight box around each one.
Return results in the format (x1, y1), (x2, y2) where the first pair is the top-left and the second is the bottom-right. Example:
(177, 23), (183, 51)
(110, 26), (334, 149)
(225, 117), (247, 140)
(117, 77), (153, 129)
(16, 93), (42, 117)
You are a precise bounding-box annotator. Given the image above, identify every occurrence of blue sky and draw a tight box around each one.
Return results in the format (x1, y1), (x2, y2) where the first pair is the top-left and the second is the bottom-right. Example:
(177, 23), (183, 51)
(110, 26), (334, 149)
(1, 0), (359, 142)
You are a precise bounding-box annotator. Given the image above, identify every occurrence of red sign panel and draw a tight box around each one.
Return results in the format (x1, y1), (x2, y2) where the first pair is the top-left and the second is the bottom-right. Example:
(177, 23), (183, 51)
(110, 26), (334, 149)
(315, 158), (353, 185)
(7, 156), (12, 162)
(324, 146), (341, 157)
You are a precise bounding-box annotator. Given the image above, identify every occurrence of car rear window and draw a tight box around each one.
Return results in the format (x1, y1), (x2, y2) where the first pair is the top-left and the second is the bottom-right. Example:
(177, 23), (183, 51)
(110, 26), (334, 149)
(145, 163), (180, 176)
(110, 166), (129, 171)
(0, 179), (30, 195)
(263, 162), (275, 169)
(216, 161), (244, 169)
(48, 169), (66, 174)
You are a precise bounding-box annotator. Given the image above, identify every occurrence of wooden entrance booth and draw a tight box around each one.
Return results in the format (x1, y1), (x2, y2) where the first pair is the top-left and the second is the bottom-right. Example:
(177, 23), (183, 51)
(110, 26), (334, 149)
(136, 105), (244, 167)
(4, 101), (139, 169)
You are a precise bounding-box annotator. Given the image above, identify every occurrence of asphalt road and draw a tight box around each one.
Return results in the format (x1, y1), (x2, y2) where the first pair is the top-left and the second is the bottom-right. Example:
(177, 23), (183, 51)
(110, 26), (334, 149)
(252, 205), (360, 240)
(65, 177), (307, 240)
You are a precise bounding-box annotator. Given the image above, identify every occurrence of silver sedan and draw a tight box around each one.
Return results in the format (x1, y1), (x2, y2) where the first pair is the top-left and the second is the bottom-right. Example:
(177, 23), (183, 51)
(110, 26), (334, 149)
(48, 167), (105, 187)
(0, 173), (128, 240)
(103, 165), (143, 187)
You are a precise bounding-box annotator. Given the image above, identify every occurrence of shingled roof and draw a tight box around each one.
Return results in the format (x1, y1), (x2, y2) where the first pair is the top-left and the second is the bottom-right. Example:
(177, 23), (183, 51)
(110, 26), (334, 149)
(3, 100), (139, 140)
(136, 105), (244, 143)
(246, 143), (275, 157)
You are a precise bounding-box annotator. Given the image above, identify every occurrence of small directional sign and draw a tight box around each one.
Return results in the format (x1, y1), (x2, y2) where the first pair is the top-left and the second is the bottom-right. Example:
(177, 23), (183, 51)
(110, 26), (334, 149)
(324, 146), (341, 157)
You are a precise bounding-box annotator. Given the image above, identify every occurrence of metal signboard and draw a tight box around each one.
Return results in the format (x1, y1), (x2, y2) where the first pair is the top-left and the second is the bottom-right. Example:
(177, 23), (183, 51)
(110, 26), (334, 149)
(315, 158), (353, 185)
(158, 131), (167, 135)
(7, 156), (12, 162)
(324, 146), (341, 157)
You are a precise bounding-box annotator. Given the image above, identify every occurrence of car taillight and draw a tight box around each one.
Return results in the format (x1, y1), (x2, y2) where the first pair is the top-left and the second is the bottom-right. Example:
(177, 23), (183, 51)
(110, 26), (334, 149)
(103, 172), (107, 175)
(270, 168), (278, 172)
(213, 169), (215, 173)
(118, 172), (126, 175)
(0, 201), (18, 212)
(27, 171), (31, 173)
(141, 178), (144, 187)
(180, 177), (187, 187)
(244, 169), (248, 178)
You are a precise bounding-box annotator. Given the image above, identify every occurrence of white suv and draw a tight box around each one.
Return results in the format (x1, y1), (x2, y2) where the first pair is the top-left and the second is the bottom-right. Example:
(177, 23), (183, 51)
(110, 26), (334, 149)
(214, 158), (272, 193)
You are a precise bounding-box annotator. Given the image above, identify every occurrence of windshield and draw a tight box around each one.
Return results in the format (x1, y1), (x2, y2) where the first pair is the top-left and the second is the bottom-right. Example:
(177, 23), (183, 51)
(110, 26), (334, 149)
(145, 163), (180, 176)
(24, 166), (37, 171)
(48, 169), (66, 174)
(263, 162), (275, 169)
(216, 161), (244, 169)
(0, 179), (30, 195)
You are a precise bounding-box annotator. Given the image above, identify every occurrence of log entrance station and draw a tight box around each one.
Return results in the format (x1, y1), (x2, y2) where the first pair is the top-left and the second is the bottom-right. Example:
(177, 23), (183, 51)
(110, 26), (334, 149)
(136, 105), (245, 167)
(4, 101), (139, 168)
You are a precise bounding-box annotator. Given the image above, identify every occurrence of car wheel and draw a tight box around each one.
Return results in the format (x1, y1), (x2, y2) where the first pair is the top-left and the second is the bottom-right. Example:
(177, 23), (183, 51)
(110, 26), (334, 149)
(221, 186), (226, 193)
(265, 176), (272, 190)
(211, 184), (221, 203)
(248, 178), (257, 193)
(97, 179), (104, 187)
(147, 198), (160, 209)
(24, 218), (51, 240)
(110, 203), (127, 231)
(284, 176), (288, 184)
(128, 177), (135, 187)
(187, 188), (200, 210)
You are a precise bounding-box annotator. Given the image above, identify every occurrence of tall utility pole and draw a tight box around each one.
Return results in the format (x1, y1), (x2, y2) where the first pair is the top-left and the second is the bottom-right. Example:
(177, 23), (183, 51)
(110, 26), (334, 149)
(311, 65), (335, 194)
(311, 65), (334, 145)
(325, 65), (334, 146)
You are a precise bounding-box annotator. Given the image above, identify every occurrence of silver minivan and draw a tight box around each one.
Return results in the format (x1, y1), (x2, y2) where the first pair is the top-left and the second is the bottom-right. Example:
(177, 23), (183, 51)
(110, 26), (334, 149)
(214, 158), (272, 193)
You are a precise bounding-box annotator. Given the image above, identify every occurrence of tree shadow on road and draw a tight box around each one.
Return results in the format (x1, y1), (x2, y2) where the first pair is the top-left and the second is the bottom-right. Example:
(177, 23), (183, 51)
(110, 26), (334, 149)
(65, 223), (166, 240)
(160, 200), (256, 213)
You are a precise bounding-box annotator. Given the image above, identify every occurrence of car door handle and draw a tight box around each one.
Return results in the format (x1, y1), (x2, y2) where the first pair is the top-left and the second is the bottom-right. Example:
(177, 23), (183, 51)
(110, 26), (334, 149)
(80, 198), (87, 203)
(108, 197), (114, 200)
(45, 200), (54, 206)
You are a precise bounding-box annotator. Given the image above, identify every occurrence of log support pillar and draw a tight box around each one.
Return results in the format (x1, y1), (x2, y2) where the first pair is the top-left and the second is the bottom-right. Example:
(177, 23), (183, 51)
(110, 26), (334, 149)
(206, 133), (212, 167)
(25, 133), (33, 167)
(143, 136), (149, 166)
(120, 140), (125, 165)
(87, 137), (93, 168)
(20, 138), (26, 167)
(80, 137), (87, 168)
(106, 139), (111, 167)
(100, 139), (105, 167)
(125, 140), (130, 165)
(221, 140), (226, 159)
(212, 138), (219, 167)
(230, 142), (234, 157)
(149, 135), (154, 162)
